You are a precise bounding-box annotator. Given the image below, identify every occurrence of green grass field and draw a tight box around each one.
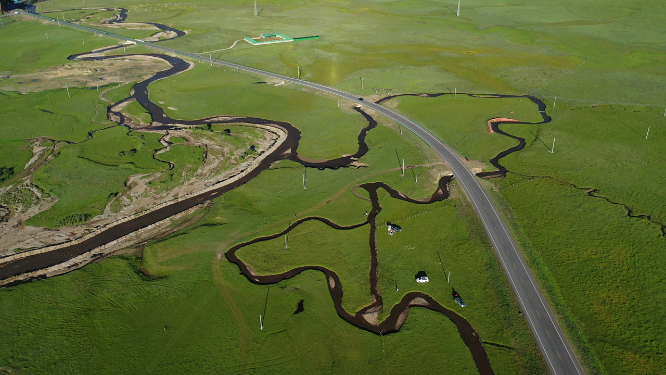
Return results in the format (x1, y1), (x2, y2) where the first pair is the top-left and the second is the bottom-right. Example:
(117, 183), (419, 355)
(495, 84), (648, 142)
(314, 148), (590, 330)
(27, 126), (166, 228)
(0, 121), (545, 374)
(3, 0), (666, 373)
(393, 94), (543, 164)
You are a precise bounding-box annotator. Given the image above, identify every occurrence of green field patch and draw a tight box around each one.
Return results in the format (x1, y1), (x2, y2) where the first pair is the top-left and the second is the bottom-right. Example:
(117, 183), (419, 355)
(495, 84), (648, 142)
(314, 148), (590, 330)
(0, 140), (33, 186)
(124, 99), (152, 123)
(169, 136), (186, 144)
(394, 94), (543, 163)
(27, 127), (165, 228)
(102, 82), (133, 104)
(374, 186), (545, 374)
(503, 104), (666, 223)
(149, 144), (205, 193)
(0, 17), (111, 75)
(0, 88), (110, 143)
(236, 220), (372, 313)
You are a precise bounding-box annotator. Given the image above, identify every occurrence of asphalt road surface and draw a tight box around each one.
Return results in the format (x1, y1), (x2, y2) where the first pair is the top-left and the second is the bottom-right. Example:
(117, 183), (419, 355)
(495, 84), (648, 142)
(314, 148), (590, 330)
(13, 10), (585, 374)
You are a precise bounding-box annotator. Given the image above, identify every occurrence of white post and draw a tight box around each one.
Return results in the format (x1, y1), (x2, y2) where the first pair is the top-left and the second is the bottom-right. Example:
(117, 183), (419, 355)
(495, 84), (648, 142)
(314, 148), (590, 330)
(260, 315), (263, 330)
(553, 96), (557, 108)
(65, 82), (70, 97)
(550, 137), (556, 153)
(123, 45), (126, 52)
(447, 271), (450, 283)
(285, 233), (288, 249)
(46, 33), (48, 39)
(303, 173), (306, 189)
(58, 20), (60, 27)
(402, 159), (405, 176)
(457, 0), (461, 16)
(297, 66), (300, 79)
(663, 107), (666, 117)
(400, 126), (402, 135)
(337, 100), (339, 108)
(62, 13), (65, 20)
(645, 126), (650, 140)
(454, 88), (457, 99)
(254, 0), (258, 17)
(361, 77), (364, 90)
(415, 171), (418, 183)
(209, 53), (212, 66)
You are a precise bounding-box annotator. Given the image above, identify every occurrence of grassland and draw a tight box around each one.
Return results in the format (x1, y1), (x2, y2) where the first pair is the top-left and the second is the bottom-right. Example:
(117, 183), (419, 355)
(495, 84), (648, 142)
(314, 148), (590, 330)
(3, 0), (666, 373)
(488, 102), (666, 374)
(392, 94), (543, 164)
(0, 16), (110, 75)
(149, 64), (369, 161)
(394, 94), (666, 374)
(27, 126), (166, 227)
(0, 119), (546, 374)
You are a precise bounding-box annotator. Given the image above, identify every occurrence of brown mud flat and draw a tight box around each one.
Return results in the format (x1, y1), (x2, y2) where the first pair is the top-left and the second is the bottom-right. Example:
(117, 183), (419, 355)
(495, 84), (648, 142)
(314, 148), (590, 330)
(226, 176), (495, 375)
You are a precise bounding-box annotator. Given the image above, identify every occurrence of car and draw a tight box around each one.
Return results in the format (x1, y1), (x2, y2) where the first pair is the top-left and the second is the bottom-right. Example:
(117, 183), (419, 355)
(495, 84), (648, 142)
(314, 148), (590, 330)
(415, 270), (429, 283)
(454, 292), (465, 307)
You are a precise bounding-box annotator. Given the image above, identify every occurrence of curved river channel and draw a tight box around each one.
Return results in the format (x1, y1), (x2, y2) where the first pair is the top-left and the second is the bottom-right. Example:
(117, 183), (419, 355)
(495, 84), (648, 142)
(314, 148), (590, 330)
(0, 9), (574, 374)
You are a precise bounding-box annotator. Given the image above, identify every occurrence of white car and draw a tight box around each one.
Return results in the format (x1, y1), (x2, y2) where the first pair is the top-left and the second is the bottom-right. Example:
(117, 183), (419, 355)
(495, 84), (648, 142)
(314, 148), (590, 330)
(415, 276), (429, 283)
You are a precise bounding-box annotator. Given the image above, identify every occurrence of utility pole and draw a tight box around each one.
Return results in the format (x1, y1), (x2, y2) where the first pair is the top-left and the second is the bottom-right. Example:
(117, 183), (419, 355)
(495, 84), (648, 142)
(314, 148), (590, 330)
(457, 0), (461, 16)
(395, 281), (399, 292)
(645, 126), (650, 140)
(260, 315), (263, 330)
(254, 0), (258, 17)
(65, 82), (70, 98)
(448, 271), (451, 284)
(285, 223), (289, 249)
(550, 137), (556, 153)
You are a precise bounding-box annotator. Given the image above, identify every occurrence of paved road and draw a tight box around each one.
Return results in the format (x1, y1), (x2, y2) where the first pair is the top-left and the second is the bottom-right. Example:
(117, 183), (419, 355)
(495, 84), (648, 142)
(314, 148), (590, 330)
(11, 10), (585, 374)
